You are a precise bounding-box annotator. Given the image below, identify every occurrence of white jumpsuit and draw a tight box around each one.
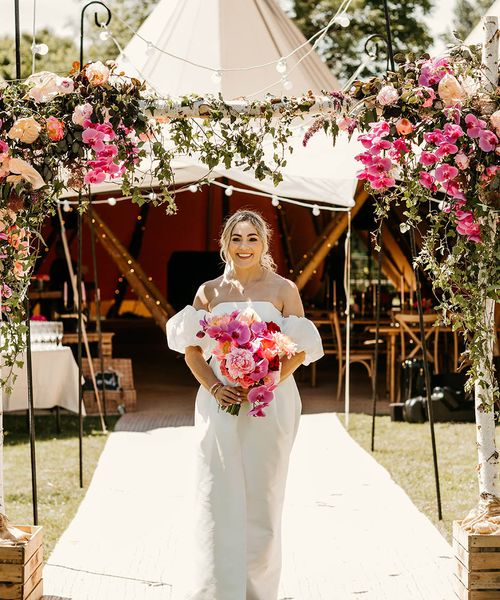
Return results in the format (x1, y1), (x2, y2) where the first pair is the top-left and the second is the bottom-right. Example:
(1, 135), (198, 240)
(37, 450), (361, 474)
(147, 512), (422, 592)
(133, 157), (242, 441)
(167, 301), (323, 600)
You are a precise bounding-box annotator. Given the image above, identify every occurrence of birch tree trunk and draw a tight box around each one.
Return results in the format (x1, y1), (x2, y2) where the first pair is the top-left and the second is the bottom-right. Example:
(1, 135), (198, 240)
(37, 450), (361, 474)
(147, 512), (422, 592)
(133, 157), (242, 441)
(461, 15), (500, 535)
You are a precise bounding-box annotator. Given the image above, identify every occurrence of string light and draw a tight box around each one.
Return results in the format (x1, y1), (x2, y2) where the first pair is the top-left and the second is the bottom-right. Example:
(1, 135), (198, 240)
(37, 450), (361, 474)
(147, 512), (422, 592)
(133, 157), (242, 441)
(335, 13), (351, 28)
(99, 30), (110, 41)
(62, 199), (71, 212)
(147, 192), (157, 201)
(211, 70), (222, 84)
(224, 185), (234, 197)
(31, 42), (48, 56)
(312, 204), (321, 216)
(271, 195), (279, 207)
(276, 59), (287, 74)
(107, 197), (117, 206)
(282, 78), (293, 92)
(146, 42), (154, 56)
(188, 184), (198, 193)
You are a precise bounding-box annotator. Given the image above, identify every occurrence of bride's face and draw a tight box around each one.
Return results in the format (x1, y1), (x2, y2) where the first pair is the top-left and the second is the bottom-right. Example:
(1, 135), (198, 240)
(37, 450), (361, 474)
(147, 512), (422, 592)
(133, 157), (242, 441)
(228, 221), (264, 270)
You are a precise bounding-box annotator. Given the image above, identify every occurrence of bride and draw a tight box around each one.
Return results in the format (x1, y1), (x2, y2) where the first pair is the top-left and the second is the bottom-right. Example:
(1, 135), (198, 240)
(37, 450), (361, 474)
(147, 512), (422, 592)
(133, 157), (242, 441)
(167, 209), (323, 600)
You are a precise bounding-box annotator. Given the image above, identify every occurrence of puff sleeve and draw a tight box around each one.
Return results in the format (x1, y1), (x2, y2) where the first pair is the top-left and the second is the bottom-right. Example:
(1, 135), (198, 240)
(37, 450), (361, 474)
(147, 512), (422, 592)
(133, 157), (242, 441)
(282, 315), (324, 366)
(166, 305), (215, 361)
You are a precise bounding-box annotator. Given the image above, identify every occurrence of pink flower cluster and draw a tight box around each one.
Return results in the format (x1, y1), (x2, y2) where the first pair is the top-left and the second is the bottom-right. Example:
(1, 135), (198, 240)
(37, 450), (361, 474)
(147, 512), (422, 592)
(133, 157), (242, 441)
(443, 200), (481, 243)
(81, 120), (124, 184)
(464, 114), (498, 152)
(356, 121), (400, 190)
(198, 310), (296, 417)
(418, 57), (451, 87)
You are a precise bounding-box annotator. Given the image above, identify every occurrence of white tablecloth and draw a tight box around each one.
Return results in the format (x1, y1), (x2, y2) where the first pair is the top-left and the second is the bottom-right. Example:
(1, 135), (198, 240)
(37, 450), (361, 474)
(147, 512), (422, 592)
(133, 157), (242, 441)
(4, 347), (82, 414)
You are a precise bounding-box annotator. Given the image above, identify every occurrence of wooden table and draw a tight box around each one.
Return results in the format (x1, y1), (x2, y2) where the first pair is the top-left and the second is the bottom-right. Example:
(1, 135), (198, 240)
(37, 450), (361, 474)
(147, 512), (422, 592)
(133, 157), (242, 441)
(62, 332), (115, 357)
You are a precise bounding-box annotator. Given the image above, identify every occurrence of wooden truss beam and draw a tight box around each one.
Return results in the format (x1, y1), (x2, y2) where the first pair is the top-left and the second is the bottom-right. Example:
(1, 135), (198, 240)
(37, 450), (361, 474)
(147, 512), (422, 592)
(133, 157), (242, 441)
(86, 211), (175, 330)
(293, 186), (369, 291)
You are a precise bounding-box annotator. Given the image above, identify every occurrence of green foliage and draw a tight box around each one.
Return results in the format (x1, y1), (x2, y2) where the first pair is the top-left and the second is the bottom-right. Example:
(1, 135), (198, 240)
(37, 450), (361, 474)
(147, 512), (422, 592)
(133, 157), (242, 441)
(289, 0), (434, 82)
(443, 0), (495, 44)
(0, 29), (77, 81)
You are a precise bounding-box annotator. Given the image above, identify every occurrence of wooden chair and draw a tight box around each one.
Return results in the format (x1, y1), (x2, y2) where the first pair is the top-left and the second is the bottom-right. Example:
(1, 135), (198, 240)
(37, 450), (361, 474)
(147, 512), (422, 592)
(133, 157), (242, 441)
(394, 312), (439, 370)
(311, 311), (376, 401)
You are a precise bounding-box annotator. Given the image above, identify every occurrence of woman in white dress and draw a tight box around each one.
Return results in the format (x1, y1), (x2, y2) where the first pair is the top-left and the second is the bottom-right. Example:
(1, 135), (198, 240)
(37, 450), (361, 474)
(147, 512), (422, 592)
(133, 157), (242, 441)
(167, 209), (323, 600)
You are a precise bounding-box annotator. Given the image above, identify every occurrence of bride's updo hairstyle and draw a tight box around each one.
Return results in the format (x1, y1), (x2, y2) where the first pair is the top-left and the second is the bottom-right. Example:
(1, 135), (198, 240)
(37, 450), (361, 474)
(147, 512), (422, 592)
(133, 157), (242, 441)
(220, 209), (276, 273)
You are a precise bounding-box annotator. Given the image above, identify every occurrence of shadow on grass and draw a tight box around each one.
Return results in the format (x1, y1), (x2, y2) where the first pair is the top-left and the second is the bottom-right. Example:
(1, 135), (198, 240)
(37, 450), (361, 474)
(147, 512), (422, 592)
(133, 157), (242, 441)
(3, 414), (120, 446)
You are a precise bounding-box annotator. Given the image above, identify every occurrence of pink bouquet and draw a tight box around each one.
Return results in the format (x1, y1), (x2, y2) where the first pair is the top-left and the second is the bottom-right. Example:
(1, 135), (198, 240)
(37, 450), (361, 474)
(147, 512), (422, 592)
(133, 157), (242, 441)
(197, 309), (296, 416)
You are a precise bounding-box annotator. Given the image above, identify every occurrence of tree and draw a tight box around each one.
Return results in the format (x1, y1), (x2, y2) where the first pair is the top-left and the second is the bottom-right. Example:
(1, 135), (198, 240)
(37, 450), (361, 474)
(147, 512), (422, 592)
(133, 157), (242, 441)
(289, 0), (434, 82)
(443, 0), (495, 44)
(0, 29), (77, 81)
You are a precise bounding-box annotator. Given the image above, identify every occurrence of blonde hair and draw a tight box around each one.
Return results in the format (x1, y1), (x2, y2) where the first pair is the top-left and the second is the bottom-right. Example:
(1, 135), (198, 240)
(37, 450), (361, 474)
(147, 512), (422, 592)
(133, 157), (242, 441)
(219, 209), (276, 274)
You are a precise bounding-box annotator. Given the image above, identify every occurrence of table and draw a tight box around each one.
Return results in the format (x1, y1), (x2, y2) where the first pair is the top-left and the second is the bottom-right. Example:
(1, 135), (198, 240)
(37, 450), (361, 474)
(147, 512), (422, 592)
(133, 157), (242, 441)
(62, 332), (115, 358)
(4, 346), (82, 414)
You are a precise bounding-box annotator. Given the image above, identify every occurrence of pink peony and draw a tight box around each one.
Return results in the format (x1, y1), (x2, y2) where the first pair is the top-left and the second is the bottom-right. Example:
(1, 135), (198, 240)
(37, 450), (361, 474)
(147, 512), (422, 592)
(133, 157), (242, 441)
(376, 85), (399, 106)
(225, 348), (255, 380)
(46, 116), (65, 141)
(85, 61), (110, 86)
(72, 103), (93, 126)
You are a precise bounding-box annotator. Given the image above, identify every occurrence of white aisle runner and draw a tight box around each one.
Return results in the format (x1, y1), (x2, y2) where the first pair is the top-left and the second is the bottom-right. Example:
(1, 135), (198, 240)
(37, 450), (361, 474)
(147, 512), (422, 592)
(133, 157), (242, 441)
(44, 413), (455, 600)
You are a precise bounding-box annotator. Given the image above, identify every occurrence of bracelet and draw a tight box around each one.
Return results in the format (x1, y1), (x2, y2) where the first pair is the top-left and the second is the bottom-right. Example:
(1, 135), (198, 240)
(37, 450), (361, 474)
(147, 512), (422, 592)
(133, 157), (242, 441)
(209, 382), (223, 398)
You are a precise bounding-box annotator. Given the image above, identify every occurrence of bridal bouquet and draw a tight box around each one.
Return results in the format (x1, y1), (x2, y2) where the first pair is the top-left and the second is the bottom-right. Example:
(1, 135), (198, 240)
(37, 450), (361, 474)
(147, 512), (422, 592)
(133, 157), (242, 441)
(197, 309), (296, 416)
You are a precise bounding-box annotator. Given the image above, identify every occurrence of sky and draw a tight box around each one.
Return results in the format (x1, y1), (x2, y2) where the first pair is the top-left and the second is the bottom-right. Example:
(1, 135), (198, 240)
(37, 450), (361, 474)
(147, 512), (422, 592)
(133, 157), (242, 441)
(0, 0), (465, 57)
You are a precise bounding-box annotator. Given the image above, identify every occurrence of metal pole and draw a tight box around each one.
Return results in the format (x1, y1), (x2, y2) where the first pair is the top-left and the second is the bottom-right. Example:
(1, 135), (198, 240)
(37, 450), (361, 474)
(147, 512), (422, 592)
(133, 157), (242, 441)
(14, 0), (21, 80)
(382, 0), (396, 71)
(371, 227), (383, 452)
(77, 192), (84, 488)
(344, 211), (351, 429)
(24, 298), (38, 525)
(80, 1), (112, 68)
(409, 230), (442, 520)
(88, 195), (107, 425)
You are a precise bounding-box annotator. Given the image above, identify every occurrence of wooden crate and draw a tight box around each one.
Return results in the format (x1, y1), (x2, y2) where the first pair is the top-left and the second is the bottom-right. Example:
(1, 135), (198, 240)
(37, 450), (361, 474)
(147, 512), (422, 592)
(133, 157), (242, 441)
(84, 388), (137, 415)
(82, 358), (135, 390)
(453, 520), (500, 600)
(0, 525), (43, 599)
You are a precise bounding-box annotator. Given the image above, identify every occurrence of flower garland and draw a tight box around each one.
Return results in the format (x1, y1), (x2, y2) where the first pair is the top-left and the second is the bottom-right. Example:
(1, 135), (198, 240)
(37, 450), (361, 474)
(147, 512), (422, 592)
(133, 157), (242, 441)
(0, 60), (303, 389)
(305, 46), (500, 407)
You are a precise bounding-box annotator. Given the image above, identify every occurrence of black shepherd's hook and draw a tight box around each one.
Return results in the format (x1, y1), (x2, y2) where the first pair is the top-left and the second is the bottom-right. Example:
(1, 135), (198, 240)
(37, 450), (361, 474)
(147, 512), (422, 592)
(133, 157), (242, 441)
(363, 34), (387, 61)
(80, 1), (112, 68)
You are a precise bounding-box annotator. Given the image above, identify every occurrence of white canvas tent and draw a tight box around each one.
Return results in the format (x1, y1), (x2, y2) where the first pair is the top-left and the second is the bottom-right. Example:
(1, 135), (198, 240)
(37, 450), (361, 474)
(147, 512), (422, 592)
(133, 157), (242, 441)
(465, 1), (500, 44)
(94, 0), (360, 209)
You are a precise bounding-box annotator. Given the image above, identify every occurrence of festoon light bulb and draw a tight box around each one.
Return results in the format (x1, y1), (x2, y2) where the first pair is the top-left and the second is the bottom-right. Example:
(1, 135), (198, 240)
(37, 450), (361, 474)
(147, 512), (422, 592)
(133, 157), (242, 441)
(224, 186), (234, 197)
(188, 184), (198, 193)
(282, 78), (293, 92)
(107, 197), (117, 206)
(276, 58), (287, 74)
(271, 195), (280, 207)
(99, 29), (110, 41)
(147, 192), (157, 201)
(335, 13), (350, 27)
(211, 70), (222, 84)
(312, 205), (320, 217)
(32, 42), (49, 56)
(62, 200), (71, 212)
(146, 42), (155, 56)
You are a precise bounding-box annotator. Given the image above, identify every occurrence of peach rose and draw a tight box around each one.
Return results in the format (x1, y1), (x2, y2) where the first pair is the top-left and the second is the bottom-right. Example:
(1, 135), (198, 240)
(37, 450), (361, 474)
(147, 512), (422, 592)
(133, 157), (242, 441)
(25, 71), (74, 103)
(46, 116), (65, 141)
(490, 110), (500, 133)
(13, 260), (27, 279)
(72, 103), (93, 126)
(0, 155), (10, 179)
(6, 158), (45, 190)
(85, 61), (110, 86)
(8, 117), (41, 144)
(396, 118), (414, 136)
(437, 74), (466, 107)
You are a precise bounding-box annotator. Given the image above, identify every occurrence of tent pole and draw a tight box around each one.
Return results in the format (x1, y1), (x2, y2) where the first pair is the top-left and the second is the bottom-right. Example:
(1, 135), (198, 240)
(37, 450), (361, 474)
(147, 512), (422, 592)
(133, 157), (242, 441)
(77, 191), (84, 488)
(344, 211), (351, 429)
(24, 297), (38, 525)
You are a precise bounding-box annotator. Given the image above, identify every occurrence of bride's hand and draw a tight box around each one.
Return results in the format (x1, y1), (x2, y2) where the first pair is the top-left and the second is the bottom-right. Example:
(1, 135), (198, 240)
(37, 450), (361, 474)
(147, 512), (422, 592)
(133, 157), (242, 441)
(214, 385), (244, 406)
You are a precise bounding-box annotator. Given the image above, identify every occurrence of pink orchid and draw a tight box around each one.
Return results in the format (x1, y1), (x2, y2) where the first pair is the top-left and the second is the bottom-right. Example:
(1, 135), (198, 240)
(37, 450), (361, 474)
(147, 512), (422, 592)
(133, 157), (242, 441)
(226, 320), (251, 345)
(443, 180), (466, 200)
(435, 143), (459, 158)
(455, 211), (481, 242)
(419, 171), (436, 190)
(443, 123), (464, 143)
(82, 128), (106, 152)
(355, 152), (375, 166)
(424, 130), (446, 145)
(369, 137), (392, 155)
(465, 113), (486, 138)
(96, 122), (116, 141)
(435, 164), (459, 182)
(366, 156), (393, 175)
(97, 144), (118, 160)
(417, 86), (436, 107)
(83, 169), (106, 184)
(369, 174), (396, 190)
(248, 385), (274, 416)
(418, 57), (451, 87)
(249, 358), (270, 382)
(419, 151), (438, 166)
(478, 130), (498, 152)
(0, 141), (8, 154)
(370, 121), (390, 137)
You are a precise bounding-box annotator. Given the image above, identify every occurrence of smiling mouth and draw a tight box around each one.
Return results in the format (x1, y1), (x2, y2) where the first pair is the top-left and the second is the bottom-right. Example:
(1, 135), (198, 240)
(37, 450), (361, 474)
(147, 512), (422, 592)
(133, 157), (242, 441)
(237, 253), (253, 259)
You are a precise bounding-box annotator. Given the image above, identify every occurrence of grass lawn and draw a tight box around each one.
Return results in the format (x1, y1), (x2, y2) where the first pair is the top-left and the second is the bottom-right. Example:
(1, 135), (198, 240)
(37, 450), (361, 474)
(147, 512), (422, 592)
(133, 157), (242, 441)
(3, 414), (118, 558)
(345, 413), (500, 543)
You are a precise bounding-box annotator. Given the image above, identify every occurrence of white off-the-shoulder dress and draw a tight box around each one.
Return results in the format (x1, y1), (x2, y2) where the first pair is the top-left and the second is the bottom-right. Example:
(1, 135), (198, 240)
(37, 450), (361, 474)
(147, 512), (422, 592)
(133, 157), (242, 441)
(166, 301), (323, 600)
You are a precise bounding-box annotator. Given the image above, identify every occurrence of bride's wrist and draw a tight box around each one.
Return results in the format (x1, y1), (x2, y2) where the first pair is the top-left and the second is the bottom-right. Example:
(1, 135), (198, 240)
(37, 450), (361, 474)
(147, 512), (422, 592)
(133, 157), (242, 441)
(209, 381), (223, 398)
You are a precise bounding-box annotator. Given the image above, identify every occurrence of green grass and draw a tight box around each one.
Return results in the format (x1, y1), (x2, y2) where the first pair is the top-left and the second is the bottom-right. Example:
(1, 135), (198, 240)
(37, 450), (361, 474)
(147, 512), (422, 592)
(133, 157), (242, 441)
(344, 413), (500, 543)
(3, 414), (118, 558)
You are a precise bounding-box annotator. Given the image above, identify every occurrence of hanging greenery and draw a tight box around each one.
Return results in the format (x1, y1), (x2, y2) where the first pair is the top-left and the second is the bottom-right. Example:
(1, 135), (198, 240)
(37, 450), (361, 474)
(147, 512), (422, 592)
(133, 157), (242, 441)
(305, 45), (500, 408)
(0, 60), (309, 389)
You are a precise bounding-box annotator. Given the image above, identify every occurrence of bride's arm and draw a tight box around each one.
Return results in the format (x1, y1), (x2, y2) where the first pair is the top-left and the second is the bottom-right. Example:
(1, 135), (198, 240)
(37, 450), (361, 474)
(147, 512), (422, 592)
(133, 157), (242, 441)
(279, 280), (306, 382)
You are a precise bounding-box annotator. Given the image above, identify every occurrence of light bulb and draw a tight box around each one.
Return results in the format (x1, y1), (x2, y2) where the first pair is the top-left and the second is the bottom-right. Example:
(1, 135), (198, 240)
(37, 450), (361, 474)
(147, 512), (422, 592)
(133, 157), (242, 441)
(271, 195), (279, 207)
(335, 13), (350, 28)
(146, 42), (154, 56)
(312, 205), (320, 216)
(147, 192), (157, 201)
(107, 197), (117, 206)
(211, 70), (222, 84)
(276, 58), (287, 74)
(188, 184), (198, 193)
(99, 30), (110, 41)
(225, 186), (233, 197)
(62, 200), (71, 212)
(121, 53), (128, 63)
(32, 42), (49, 56)
(282, 78), (293, 92)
